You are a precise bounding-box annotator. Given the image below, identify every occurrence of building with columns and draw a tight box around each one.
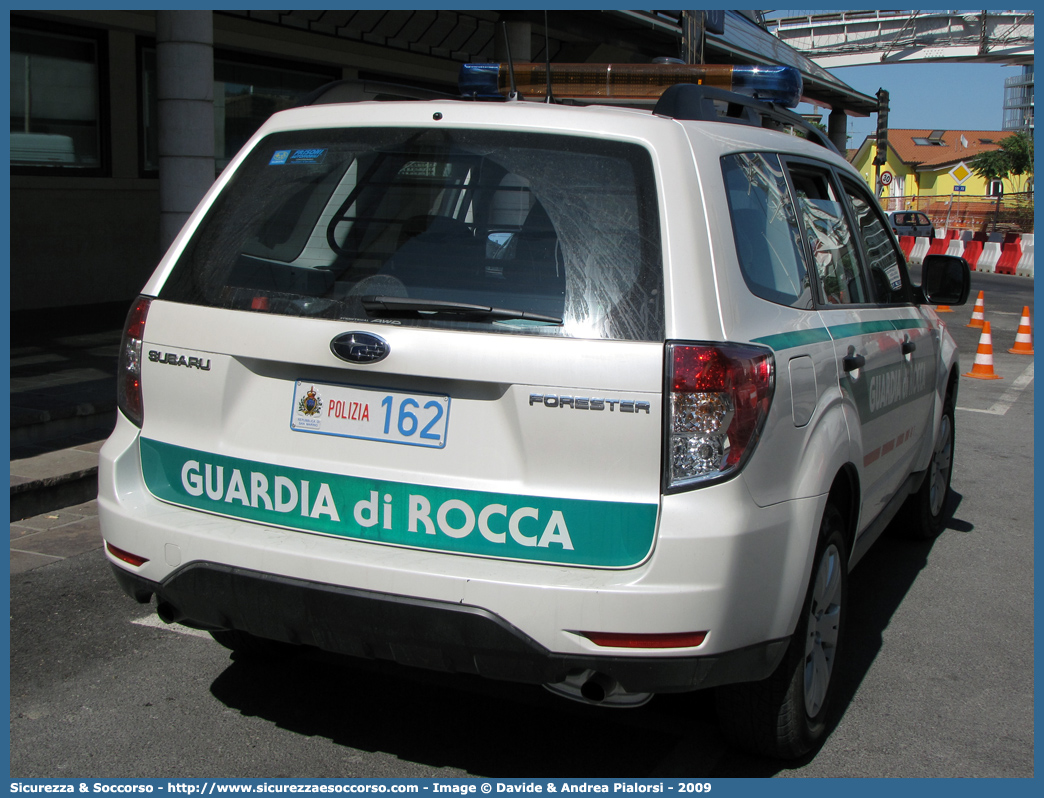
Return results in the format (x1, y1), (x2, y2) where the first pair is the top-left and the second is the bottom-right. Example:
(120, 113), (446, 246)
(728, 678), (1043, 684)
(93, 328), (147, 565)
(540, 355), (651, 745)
(10, 9), (876, 322)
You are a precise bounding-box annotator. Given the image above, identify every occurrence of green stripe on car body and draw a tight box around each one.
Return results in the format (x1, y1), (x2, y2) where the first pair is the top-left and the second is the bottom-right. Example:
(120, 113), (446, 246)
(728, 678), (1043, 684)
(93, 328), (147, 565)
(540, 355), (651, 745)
(139, 438), (658, 568)
(828, 318), (930, 341)
(752, 328), (832, 350)
(754, 317), (930, 351)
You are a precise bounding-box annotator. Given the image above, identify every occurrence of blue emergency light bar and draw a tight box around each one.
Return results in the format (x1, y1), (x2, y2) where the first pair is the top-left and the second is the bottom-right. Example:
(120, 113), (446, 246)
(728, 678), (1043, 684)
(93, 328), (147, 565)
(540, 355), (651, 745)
(459, 63), (803, 108)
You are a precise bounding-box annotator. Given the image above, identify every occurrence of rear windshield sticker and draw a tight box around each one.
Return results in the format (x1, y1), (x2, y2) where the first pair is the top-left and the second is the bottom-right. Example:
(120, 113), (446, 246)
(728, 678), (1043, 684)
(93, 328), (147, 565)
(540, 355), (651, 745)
(290, 148), (327, 165)
(269, 148), (327, 166)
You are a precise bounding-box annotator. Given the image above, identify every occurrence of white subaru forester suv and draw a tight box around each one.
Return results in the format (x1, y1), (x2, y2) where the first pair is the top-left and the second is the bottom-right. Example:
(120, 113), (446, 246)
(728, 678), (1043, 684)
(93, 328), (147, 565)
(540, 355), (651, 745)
(100, 63), (970, 759)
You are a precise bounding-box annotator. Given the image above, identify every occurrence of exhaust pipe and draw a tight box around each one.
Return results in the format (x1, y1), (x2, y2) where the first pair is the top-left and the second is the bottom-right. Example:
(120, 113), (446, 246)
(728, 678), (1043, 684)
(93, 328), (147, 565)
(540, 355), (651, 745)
(543, 669), (653, 708)
(580, 672), (617, 703)
(155, 601), (227, 632)
(156, 602), (179, 624)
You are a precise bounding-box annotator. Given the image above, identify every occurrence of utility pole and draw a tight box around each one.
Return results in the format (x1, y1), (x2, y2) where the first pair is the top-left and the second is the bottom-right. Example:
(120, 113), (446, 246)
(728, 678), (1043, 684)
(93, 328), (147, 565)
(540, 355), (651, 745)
(681, 10), (705, 64)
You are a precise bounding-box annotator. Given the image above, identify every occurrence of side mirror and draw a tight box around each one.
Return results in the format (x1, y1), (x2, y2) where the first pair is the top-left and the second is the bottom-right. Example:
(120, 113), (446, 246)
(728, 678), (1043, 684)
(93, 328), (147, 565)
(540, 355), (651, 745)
(920, 254), (971, 306)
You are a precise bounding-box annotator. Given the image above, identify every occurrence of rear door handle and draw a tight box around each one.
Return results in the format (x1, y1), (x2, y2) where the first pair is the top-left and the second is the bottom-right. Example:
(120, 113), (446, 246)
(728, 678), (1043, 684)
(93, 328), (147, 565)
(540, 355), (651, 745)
(902, 340), (916, 355)
(842, 353), (866, 372)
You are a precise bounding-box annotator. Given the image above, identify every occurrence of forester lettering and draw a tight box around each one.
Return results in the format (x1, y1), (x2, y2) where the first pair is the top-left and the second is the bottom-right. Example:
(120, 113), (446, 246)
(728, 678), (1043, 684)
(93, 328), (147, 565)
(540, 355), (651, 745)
(529, 394), (651, 414)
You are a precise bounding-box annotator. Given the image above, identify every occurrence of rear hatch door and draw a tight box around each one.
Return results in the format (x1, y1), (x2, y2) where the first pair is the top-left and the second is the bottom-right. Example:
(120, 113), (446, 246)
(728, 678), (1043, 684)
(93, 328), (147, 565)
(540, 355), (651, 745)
(138, 120), (668, 569)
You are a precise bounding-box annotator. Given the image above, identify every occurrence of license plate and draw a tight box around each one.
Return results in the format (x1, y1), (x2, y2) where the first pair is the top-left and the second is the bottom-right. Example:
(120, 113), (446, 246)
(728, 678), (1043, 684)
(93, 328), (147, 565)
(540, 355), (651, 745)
(291, 380), (449, 448)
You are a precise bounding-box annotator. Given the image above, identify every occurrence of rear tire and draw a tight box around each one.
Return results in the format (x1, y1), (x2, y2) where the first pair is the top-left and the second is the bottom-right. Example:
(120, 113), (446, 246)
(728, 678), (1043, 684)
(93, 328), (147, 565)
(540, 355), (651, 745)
(898, 394), (955, 539)
(715, 504), (848, 759)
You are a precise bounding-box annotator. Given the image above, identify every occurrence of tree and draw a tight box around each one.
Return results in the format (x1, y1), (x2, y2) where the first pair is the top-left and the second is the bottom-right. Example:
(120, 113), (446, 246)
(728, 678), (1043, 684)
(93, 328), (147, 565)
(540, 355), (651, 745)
(969, 132), (1034, 233)
(998, 131), (1034, 193)
(970, 132), (1034, 194)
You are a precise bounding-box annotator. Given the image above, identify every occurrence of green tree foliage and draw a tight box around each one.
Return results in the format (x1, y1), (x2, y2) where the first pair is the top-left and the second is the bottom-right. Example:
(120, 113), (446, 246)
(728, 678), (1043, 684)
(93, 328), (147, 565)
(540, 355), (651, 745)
(970, 132), (1034, 193)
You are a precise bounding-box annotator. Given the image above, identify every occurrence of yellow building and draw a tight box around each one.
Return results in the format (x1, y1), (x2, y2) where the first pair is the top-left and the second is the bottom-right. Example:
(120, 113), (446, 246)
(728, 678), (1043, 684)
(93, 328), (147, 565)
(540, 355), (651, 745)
(850, 128), (1018, 201)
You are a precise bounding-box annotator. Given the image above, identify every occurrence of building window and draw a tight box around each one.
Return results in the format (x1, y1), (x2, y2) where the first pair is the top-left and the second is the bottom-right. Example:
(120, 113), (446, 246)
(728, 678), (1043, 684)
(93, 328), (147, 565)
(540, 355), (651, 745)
(987, 180), (1004, 197)
(10, 21), (106, 173)
(139, 44), (158, 174)
(140, 46), (336, 174)
(214, 53), (337, 173)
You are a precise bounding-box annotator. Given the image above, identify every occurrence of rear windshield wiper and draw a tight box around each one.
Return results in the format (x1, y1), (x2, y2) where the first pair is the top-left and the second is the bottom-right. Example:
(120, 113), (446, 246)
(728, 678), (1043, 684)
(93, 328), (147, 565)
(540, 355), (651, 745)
(361, 295), (563, 324)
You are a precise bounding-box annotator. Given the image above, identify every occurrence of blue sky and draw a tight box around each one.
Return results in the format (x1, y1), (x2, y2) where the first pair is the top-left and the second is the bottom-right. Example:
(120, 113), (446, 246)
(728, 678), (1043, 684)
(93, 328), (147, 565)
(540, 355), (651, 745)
(818, 61), (1021, 146)
(767, 8), (1027, 145)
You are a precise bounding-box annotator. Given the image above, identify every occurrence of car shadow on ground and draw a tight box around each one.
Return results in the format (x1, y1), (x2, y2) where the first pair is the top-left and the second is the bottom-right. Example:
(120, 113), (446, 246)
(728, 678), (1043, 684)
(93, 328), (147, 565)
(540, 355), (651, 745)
(830, 489), (969, 719)
(207, 492), (970, 778)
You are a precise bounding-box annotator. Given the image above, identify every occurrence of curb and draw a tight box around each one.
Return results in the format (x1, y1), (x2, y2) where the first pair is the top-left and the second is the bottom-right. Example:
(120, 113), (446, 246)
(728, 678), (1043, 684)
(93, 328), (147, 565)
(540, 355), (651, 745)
(10, 470), (100, 523)
(11, 401), (117, 448)
(10, 439), (107, 522)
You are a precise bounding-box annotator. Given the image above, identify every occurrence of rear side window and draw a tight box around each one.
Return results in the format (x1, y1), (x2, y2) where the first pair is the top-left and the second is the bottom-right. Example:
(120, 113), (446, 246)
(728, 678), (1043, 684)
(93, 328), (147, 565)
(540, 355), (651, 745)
(722, 152), (812, 309)
(160, 127), (664, 342)
(788, 165), (871, 306)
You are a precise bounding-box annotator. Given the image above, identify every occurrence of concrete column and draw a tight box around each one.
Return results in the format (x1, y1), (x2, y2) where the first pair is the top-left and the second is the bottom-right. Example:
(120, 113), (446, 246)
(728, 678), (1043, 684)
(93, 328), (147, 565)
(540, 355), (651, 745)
(828, 107), (848, 154)
(157, 11), (214, 253)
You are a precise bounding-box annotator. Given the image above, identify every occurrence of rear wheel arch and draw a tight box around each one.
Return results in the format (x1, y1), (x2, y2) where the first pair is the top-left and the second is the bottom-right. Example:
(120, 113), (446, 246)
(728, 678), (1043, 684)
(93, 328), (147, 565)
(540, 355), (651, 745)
(946, 365), (959, 409)
(827, 465), (860, 561)
(716, 490), (851, 758)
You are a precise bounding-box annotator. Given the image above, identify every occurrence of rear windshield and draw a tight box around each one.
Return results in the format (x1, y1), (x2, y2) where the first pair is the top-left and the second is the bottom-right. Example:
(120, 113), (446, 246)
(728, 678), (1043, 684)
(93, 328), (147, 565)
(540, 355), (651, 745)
(160, 127), (664, 342)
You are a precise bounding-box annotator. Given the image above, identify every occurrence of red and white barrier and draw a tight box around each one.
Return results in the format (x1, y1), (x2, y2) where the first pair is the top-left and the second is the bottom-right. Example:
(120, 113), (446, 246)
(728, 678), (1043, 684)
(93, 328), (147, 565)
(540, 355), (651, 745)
(922, 230), (1034, 278)
(907, 237), (931, 265)
(1016, 234), (1034, 278)
(977, 242), (1001, 273)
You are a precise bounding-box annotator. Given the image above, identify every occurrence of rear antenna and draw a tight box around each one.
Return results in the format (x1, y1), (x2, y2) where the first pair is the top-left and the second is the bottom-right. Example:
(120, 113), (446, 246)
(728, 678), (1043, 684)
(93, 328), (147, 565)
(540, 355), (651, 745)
(543, 11), (555, 103)
(501, 22), (520, 101)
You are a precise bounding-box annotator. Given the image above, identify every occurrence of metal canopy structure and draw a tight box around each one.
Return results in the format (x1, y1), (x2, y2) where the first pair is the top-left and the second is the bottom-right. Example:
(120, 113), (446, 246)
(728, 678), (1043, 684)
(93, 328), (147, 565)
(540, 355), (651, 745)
(219, 9), (878, 117)
(764, 9), (1034, 68)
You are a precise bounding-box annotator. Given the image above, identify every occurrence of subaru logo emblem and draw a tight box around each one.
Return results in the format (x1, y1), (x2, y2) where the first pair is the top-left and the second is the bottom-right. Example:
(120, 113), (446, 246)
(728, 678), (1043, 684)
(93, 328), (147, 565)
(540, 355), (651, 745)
(330, 332), (390, 364)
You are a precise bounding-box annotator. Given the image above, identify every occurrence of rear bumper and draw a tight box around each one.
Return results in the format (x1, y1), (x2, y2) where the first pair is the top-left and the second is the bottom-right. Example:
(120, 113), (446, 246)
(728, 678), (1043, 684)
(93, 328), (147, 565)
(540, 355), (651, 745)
(111, 560), (789, 694)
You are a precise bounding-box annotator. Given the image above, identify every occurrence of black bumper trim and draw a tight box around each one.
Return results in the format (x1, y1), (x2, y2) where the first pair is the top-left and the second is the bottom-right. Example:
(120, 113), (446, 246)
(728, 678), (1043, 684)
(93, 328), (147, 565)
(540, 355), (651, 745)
(110, 561), (789, 694)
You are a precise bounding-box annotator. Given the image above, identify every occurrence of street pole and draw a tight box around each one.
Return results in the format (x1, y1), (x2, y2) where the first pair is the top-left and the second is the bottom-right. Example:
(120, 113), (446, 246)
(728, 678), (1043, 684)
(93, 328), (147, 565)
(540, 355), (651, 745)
(873, 88), (889, 199)
(682, 10), (705, 64)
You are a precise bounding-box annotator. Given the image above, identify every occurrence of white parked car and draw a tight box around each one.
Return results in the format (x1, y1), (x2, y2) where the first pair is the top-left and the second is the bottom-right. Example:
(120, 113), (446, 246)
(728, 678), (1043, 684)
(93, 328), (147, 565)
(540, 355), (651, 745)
(100, 64), (970, 759)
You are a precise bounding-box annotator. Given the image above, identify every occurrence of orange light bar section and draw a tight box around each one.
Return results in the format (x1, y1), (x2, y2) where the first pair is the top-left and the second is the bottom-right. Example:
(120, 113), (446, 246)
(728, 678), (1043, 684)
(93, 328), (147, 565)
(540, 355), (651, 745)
(500, 63), (737, 100)
(459, 62), (804, 107)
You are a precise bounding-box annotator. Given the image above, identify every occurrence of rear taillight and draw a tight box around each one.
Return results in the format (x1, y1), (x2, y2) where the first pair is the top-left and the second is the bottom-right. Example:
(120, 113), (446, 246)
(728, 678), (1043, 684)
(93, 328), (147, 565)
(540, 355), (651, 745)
(665, 342), (774, 491)
(106, 541), (149, 567)
(117, 296), (151, 427)
(581, 631), (707, 649)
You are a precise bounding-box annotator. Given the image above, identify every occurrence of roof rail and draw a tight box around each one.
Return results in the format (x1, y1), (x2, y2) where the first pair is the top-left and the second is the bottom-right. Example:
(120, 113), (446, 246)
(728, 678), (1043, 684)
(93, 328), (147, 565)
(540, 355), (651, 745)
(653, 84), (839, 154)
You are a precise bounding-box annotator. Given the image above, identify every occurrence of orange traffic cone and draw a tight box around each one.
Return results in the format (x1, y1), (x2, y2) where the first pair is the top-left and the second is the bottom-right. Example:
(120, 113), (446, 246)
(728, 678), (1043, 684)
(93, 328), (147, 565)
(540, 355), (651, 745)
(966, 291), (985, 328)
(1008, 306), (1034, 355)
(936, 305), (954, 312)
(963, 321), (1003, 380)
